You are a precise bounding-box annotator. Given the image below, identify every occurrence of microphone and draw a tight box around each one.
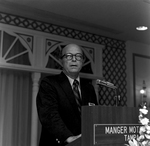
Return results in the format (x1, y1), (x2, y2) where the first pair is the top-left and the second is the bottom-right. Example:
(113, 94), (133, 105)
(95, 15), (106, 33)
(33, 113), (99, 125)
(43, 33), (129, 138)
(96, 79), (117, 89)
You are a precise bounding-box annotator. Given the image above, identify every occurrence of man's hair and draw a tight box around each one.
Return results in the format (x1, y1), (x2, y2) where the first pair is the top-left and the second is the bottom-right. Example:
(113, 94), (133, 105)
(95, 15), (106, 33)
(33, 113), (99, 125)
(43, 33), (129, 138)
(60, 44), (84, 58)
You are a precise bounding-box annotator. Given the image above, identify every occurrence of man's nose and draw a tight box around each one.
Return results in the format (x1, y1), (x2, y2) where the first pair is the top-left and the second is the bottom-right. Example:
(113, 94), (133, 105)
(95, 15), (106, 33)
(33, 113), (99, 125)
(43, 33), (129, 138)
(72, 55), (76, 61)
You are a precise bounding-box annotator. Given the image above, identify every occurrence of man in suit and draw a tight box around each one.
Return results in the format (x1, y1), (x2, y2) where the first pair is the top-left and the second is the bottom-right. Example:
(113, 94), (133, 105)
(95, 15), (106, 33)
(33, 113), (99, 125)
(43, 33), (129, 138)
(36, 44), (98, 146)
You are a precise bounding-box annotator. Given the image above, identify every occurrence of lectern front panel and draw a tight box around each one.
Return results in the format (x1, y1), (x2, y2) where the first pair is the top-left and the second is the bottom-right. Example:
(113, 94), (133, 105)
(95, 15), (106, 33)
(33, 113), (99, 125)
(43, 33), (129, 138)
(81, 106), (143, 146)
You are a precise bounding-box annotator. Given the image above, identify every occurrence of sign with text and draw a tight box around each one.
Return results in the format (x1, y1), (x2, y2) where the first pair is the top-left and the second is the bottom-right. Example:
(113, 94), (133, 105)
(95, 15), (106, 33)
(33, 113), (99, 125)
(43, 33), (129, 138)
(93, 124), (141, 145)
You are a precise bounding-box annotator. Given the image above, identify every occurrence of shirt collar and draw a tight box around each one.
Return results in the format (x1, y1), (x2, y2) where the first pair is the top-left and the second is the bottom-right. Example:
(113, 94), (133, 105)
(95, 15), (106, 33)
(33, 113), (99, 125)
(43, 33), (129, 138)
(66, 75), (80, 86)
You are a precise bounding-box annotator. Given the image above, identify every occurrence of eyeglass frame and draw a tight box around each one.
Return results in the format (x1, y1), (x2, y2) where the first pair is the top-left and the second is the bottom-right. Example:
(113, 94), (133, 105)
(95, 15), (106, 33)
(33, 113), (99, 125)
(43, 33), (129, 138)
(61, 53), (84, 61)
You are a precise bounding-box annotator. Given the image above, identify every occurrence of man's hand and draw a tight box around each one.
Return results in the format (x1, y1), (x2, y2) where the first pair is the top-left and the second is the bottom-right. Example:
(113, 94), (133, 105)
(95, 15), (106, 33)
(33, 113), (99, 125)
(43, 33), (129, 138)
(66, 134), (81, 143)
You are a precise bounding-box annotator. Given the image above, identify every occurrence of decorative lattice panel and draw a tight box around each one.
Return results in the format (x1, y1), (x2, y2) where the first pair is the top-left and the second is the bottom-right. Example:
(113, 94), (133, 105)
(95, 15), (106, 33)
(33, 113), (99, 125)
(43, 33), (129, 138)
(0, 31), (33, 65)
(0, 12), (127, 106)
(0, 12), (124, 48)
(45, 39), (95, 74)
(98, 46), (127, 106)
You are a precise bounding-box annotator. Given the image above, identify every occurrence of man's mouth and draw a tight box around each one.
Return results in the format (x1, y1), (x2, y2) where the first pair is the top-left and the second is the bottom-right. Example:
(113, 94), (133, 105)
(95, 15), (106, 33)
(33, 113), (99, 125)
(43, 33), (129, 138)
(70, 65), (77, 67)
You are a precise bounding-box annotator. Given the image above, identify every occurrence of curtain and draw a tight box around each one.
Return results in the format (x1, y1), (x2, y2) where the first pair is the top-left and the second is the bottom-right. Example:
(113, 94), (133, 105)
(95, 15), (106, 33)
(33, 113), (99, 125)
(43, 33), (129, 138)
(0, 69), (32, 146)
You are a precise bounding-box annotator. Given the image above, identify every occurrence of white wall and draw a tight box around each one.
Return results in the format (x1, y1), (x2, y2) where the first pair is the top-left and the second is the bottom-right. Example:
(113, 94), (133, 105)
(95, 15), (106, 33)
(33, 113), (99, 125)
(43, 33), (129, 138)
(126, 41), (150, 107)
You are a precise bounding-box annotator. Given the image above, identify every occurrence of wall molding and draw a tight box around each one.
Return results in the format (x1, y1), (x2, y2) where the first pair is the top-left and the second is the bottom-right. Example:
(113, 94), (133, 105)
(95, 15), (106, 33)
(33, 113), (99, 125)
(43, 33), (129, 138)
(0, 12), (125, 48)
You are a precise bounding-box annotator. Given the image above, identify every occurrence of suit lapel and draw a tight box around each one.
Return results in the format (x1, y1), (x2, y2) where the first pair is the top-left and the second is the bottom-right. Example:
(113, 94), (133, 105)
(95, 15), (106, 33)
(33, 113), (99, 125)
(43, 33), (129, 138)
(57, 72), (80, 115)
(80, 79), (94, 105)
(80, 80), (87, 105)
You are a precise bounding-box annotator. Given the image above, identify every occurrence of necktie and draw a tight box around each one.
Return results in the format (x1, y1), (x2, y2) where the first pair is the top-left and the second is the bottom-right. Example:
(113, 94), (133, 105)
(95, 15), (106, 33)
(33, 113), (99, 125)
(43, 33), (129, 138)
(72, 79), (82, 113)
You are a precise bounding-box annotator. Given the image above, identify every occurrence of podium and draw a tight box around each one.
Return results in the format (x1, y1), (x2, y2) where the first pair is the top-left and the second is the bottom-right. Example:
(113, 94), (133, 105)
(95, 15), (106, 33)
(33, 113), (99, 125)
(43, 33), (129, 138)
(67, 106), (150, 146)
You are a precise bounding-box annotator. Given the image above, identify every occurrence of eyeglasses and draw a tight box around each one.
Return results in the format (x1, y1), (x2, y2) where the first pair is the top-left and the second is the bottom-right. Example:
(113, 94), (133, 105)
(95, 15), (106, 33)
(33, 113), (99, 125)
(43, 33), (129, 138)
(61, 53), (83, 61)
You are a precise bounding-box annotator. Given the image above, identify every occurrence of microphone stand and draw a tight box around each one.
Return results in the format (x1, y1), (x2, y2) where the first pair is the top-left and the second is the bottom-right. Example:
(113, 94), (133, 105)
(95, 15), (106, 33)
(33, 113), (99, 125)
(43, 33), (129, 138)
(114, 88), (120, 107)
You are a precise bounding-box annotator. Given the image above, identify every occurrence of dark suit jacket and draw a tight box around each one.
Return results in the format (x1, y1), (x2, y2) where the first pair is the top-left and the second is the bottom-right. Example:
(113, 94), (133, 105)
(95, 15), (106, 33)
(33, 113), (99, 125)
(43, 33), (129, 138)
(36, 72), (98, 146)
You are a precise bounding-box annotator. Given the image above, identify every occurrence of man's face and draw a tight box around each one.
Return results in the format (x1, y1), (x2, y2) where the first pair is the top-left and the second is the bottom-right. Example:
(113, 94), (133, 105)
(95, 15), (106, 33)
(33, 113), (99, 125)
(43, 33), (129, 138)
(61, 44), (84, 76)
